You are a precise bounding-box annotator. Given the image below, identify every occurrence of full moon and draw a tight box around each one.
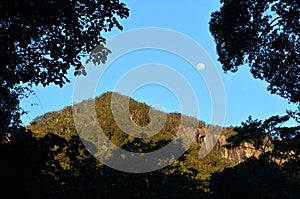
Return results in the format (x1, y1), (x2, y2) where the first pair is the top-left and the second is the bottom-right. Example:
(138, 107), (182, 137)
(197, 63), (205, 70)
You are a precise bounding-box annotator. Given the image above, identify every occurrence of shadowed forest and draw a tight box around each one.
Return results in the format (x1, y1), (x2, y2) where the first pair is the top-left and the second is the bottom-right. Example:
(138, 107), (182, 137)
(0, 1), (299, 198)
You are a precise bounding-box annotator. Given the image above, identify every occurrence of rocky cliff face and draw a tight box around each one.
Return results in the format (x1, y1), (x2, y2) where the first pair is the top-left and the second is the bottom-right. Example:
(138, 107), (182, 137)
(191, 126), (265, 163)
(198, 134), (266, 163)
(217, 135), (262, 162)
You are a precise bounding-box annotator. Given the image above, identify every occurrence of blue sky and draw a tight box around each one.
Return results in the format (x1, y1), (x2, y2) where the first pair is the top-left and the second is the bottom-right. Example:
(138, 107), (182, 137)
(20, 0), (297, 127)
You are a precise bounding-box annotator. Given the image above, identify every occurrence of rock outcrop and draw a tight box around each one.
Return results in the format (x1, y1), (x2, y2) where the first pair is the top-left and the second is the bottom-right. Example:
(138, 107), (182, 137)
(197, 133), (270, 163)
(216, 135), (262, 162)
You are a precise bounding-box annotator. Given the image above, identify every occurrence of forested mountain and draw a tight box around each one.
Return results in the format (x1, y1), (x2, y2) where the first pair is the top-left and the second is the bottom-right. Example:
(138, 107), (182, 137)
(2, 92), (236, 198)
(2, 0), (299, 198)
(27, 91), (239, 170)
(27, 91), (263, 164)
(1, 92), (298, 198)
(23, 92), (236, 197)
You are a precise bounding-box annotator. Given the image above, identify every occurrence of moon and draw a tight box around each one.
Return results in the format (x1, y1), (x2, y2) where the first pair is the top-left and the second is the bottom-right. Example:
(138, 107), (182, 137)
(197, 63), (205, 70)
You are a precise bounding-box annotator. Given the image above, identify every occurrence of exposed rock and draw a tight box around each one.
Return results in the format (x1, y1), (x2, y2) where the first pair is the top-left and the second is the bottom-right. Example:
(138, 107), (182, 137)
(195, 132), (270, 163)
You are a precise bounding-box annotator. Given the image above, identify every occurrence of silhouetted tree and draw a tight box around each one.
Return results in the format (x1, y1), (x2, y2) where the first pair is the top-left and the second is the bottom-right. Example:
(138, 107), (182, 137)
(225, 116), (300, 177)
(0, 127), (69, 197)
(209, 0), (300, 154)
(0, 126), (209, 198)
(0, 0), (129, 137)
(210, 0), (299, 104)
(209, 1), (300, 197)
(210, 158), (293, 199)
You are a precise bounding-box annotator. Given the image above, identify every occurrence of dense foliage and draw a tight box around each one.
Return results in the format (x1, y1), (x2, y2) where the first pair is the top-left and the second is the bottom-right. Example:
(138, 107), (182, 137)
(0, 92), (236, 197)
(210, 157), (299, 199)
(209, 1), (299, 198)
(0, 0), (129, 137)
(2, 92), (298, 198)
(210, 0), (299, 104)
(1, 1), (299, 198)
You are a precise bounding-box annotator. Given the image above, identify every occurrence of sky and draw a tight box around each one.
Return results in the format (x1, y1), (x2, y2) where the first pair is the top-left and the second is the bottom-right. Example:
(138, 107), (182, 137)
(20, 0), (297, 127)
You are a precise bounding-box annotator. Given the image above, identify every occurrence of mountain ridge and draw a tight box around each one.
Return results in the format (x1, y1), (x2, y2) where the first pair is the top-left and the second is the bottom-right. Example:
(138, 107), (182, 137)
(27, 91), (263, 163)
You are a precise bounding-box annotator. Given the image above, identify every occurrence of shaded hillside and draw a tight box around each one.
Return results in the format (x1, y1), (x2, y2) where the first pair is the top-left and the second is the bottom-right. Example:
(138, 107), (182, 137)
(27, 92), (264, 164)
(28, 92), (204, 149)
(3, 92), (295, 198)
(26, 92), (239, 186)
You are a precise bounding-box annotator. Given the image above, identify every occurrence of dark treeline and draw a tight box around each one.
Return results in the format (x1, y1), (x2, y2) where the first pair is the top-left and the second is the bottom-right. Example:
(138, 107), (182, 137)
(1, 0), (299, 198)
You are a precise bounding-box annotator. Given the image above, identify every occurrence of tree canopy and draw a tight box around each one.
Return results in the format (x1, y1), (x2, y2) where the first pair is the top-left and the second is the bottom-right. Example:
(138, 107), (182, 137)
(1, 92), (236, 197)
(209, 1), (300, 194)
(209, 0), (299, 161)
(209, 0), (299, 104)
(0, 0), (129, 137)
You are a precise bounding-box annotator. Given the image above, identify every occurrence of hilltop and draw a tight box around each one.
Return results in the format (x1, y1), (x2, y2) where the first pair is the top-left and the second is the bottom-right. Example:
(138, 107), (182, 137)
(21, 91), (267, 197)
(27, 92), (262, 163)
(2, 91), (291, 198)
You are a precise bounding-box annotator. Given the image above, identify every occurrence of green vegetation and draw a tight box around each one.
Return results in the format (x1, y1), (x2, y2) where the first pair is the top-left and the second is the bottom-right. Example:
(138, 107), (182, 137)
(0, 92), (237, 198)
(209, 0), (300, 198)
(4, 92), (296, 198)
(0, 0), (129, 136)
(1, 0), (299, 198)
